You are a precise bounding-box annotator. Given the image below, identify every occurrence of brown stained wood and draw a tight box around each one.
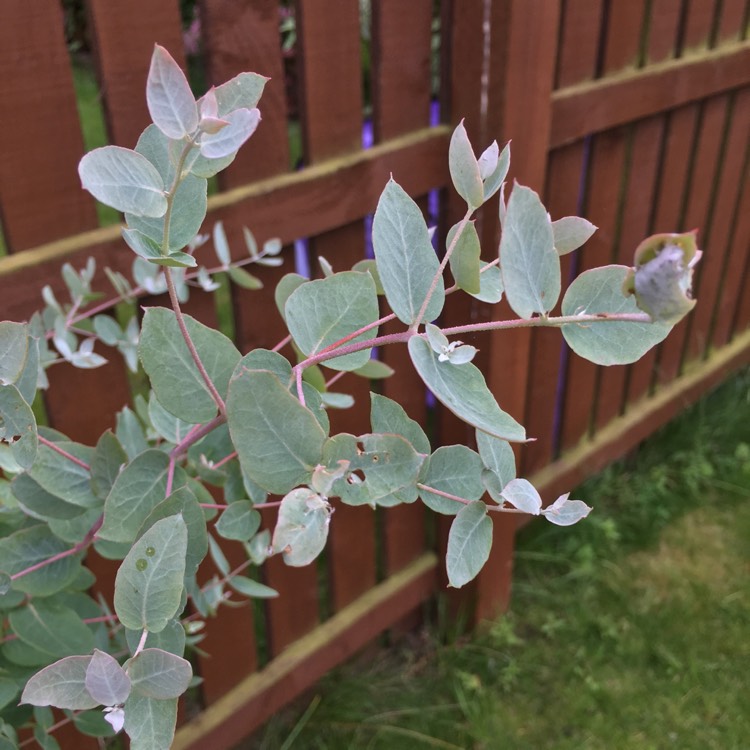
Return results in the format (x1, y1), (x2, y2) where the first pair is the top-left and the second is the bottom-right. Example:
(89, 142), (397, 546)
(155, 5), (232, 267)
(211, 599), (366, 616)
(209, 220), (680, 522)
(485, 0), (561, 435)
(295, 0), (375, 613)
(550, 41), (750, 148)
(522, 144), (583, 474)
(647, 0), (685, 62)
(371, 0), (433, 141)
(733, 240), (750, 332)
(524, 0), (601, 473)
(655, 94), (730, 383)
(296, 0), (363, 161)
(474, 513), (518, 621)
(712, 143), (750, 346)
(560, 129), (628, 450)
(172, 553), (438, 750)
(0, 0), (98, 252)
(200, 0), (289, 185)
(684, 90), (750, 360)
(715, 0), (748, 42)
(681, 0), (719, 52)
(87, 0), (185, 147)
(555, 0), (604, 88)
(0, 129), (450, 323)
(594, 117), (663, 430)
(627, 104), (700, 402)
(602, 0), (649, 72)
(371, 2), (433, 578)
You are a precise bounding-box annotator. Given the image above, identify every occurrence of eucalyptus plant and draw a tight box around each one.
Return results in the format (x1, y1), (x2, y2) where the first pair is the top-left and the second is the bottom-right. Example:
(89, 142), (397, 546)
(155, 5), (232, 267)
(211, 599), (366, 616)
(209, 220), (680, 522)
(0, 45), (700, 749)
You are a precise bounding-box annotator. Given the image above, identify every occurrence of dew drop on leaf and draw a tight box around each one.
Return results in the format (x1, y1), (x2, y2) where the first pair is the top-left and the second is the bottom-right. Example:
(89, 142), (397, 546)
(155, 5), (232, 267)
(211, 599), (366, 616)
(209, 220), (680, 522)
(145, 547), (156, 557)
(135, 559), (148, 571)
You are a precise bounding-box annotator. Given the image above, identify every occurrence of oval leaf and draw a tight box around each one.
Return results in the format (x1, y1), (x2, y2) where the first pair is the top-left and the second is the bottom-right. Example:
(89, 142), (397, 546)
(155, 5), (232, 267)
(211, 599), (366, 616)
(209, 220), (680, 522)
(272, 488), (331, 566)
(446, 501), (492, 588)
(78, 147), (167, 217)
(114, 515), (188, 633)
(22, 656), (98, 710)
(200, 108), (260, 159)
(227, 369), (327, 494)
(500, 183), (560, 318)
(123, 693), (177, 750)
(286, 272), (379, 372)
(419, 446), (484, 515)
(408, 336), (525, 442)
(542, 492), (593, 526)
(449, 121), (484, 209)
(499, 478), (542, 515)
(146, 45), (198, 139)
(552, 216), (597, 255)
(562, 265), (672, 365)
(126, 648), (192, 699)
(85, 649), (131, 707)
(373, 179), (444, 325)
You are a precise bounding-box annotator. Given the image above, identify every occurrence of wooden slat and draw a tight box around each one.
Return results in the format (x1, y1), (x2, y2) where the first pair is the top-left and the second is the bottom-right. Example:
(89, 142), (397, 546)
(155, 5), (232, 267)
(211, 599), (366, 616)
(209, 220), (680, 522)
(371, 0), (433, 577)
(711, 139), (750, 346)
(716, 0), (749, 43)
(524, 0), (603, 474)
(595, 117), (663, 428)
(87, 0), (185, 147)
(0, 0), (98, 251)
(554, 0), (604, 88)
(295, 0), (374, 613)
(0, 128), (450, 322)
(474, 0), (560, 619)
(684, 89), (750, 361)
(646, 0), (685, 63)
(550, 41), (750, 148)
(626, 106), (700, 403)
(200, 0), (290, 186)
(172, 553), (438, 750)
(655, 94), (730, 383)
(559, 129), (628, 450)
(681, 0), (720, 52)
(601, 0), (649, 72)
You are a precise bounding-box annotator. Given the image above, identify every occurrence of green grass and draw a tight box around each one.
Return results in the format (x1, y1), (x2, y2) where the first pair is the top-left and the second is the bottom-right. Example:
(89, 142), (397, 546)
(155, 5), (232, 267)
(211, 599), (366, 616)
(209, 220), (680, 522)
(249, 368), (750, 749)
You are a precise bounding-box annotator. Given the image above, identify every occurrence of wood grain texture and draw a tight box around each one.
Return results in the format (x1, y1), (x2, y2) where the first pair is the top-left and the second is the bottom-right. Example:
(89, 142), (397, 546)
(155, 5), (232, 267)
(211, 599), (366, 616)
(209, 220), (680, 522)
(551, 41), (750, 147)
(655, 94), (730, 383)
(296, 0), (375, 613)
(87, 0), (185, 147)
(0, 0), (97, 251)
(684, 89), (750, 360)
(371, 0), (433, 577)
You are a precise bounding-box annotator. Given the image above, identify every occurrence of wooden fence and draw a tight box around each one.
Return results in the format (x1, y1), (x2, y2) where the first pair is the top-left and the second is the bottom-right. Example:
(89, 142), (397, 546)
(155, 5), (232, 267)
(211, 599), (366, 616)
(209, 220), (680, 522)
(0, 1), (748, 747)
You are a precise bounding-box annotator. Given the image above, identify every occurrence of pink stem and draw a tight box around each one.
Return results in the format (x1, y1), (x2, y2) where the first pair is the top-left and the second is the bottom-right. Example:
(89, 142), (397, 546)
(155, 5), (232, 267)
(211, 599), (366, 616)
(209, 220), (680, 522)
(37, 436), (90, 471)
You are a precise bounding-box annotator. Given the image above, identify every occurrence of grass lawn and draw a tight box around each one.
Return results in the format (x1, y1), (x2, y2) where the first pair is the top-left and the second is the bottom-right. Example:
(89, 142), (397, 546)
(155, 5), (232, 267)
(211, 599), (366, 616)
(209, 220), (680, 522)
(250, 368), (750, 749)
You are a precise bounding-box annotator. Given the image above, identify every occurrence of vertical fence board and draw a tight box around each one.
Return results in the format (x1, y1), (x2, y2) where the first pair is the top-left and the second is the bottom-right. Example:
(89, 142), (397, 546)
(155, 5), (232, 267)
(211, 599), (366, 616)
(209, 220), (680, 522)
(201, 0), (290, 186)
(523, 0), (602, 474)
(684, 90), (748, 360)
(731, 180), (750, 332)
(560, 130), (627, 449)
(296, 0), (374, 613)
(681, 0), (720, 52)
(371, 0), (433, 576)
(716, 0), (749, 42)
(595, 117), (663, 427)
(647, 0), (685, 62)
(602, 0), (649, 71)
(712, 132), (750, 346)
(655, 94), (729, 381)
(87, 0), (185, 147)
(0, 1), (97, 251)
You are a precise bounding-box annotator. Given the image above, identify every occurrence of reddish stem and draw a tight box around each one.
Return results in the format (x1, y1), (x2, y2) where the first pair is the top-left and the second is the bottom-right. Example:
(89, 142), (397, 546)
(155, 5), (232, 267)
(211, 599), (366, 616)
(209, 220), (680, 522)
(37, 435), (90, 471)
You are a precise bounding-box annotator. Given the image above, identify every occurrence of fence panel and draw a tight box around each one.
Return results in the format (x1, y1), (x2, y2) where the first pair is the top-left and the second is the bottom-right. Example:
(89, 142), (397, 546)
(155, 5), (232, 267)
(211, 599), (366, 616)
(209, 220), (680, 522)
(0, 2), (748, 747)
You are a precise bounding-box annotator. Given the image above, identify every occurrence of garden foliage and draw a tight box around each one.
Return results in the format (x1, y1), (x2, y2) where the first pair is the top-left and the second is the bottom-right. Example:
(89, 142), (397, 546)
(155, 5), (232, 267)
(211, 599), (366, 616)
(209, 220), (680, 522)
(0, 46), (700, 749)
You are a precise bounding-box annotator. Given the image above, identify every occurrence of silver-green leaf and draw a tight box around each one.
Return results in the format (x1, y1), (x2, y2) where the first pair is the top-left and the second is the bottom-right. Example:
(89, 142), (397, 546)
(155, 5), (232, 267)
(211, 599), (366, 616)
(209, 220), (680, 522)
(446, 501), (493, 588)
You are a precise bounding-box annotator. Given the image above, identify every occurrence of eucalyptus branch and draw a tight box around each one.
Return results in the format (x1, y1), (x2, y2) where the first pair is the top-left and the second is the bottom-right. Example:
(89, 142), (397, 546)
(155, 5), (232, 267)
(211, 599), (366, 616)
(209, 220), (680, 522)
(411, 206), (474, 331)
(10, 514), (103, 582)
(416, 484), (526, 513)
(164, 267), (227, 415)
(293, 311), (653, 373)
(169, 414), (226, 461)
(37, 435), (90, 471)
